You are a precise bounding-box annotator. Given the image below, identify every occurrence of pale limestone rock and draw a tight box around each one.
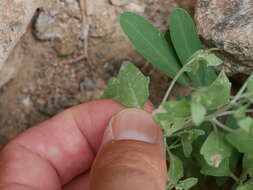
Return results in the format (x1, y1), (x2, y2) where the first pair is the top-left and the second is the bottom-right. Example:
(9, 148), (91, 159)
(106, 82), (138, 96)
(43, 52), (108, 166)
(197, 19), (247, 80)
(0, 0), (42, 86)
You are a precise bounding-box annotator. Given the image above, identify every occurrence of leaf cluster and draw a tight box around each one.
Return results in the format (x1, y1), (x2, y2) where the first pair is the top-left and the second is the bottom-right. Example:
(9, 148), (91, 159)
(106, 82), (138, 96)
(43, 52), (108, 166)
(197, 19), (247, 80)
(104, 8), (253, 190)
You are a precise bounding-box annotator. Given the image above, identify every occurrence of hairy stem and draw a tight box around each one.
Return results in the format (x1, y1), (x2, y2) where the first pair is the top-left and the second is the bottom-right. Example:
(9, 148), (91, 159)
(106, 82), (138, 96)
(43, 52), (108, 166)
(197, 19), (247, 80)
(162, 62), (192, 103)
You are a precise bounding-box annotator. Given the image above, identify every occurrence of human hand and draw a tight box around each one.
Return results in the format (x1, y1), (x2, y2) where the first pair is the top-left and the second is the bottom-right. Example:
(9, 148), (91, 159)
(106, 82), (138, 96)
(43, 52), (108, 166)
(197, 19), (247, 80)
(0, 99), (167, 190)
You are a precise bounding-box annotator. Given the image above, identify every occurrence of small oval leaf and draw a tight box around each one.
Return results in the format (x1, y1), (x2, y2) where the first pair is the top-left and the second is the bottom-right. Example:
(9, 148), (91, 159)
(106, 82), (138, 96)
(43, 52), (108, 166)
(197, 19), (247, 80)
(120, 12), (189, 85)
(170, 8), (217, 86)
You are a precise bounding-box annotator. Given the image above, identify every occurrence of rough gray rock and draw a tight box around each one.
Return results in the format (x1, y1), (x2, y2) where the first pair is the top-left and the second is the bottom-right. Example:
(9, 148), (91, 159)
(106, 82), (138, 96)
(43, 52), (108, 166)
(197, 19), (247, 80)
(0, 0), (42, 86)
(195, 0), (253, 75)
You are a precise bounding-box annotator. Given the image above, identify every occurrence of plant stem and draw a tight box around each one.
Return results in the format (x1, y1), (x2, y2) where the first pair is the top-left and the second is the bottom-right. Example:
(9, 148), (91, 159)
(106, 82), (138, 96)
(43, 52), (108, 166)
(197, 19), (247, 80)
(206, 48), (220, 53)
(231, 173), (239, 182)
(162, 62), (192, 103)
(232, 74), (253, 104)
(217, 109), (253, 117)
(211, 118), (239, 133)
(161, 56), (201, 103)
(169, 144), (182, 150)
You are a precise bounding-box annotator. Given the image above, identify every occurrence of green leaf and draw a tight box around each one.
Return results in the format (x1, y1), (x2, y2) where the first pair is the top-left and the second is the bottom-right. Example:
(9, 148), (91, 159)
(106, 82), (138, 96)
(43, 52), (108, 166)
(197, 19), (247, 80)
(234, 106), (247, 120)
(153, 99), (191, 136)
(104, 77), (119, 98)
(176, 178), (198, 190)
(200, 131), (232, 168)
(200, 157), (231, 177)
(104, 62), (149, 108)
(238, 117), (253, 133)
(226, 133), (253, 153)
(186, 50), (223, 72)
(120, 12), (189, 85)
(181, 129), (205, 157)
(192, 70), (231, 110)
(244, 75), (253, 102)
(169, 8), (216, 86)
(225, 116), (239, 130)
(229, 149), (241, 173)
(169, 153), (184, 184)
(246, 75), (253, 93)
(201, 60), (219, 86)
(243, 153), (253, 177)
(201, 54), (223, 67)
(157, 99), (191, 118)
(190, 101), (206, 126)
(236, 184), (253, 190)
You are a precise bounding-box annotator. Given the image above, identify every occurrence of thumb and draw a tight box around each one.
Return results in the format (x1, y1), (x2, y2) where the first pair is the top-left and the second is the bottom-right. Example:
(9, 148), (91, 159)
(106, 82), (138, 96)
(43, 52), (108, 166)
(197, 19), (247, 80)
(90, 109), (167, 190)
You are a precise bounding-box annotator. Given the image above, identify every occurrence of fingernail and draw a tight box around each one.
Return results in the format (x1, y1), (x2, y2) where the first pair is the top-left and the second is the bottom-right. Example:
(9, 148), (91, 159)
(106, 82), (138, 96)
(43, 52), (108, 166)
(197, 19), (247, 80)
(109, 109), (159, 144)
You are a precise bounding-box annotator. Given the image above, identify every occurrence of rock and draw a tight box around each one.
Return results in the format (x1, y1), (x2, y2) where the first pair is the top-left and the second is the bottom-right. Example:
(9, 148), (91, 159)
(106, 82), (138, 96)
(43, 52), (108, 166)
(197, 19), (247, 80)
(79, 25), (90, 40)
(110, 0), (130, 6)
(125, 3), (145, 13)
(195, 0), (253, 75)
(54, 39), (77, 56)
(33, 1), (81, 41)
(0, 57), (16, 87)
(34, 11), (63, 40)
(0, 0), (42, 87)
(65, 0), (80, 12)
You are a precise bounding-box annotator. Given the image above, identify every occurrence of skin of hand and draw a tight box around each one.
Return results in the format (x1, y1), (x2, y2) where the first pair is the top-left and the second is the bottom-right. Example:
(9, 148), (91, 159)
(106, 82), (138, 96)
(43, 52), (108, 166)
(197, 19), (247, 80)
(0, 99), (167, 190)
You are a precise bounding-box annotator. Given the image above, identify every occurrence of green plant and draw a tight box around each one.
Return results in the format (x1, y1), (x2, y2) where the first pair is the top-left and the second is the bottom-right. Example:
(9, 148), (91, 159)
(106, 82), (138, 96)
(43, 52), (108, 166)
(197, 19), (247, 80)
(104, 8), (253, 190)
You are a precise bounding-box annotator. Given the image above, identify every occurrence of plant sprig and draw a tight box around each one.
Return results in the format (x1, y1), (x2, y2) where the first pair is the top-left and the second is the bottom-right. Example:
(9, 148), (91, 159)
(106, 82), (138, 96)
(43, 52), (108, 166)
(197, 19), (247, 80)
(104, 8), (253, 190)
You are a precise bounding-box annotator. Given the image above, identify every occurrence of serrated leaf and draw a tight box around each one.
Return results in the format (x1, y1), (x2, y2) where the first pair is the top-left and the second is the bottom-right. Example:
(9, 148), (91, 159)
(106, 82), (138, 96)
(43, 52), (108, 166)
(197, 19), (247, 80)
(226, 133), (253, 153)
(154, 116), (185, 136)
(200, 131), (232, 168)
(236, 184), (253, 190)
(120, 12), (189, 85)
(200, 157), (231, 177)
(158, 99), (191, 118)
(176, 178), (198, 190)
(190, 101), (206, 126)
(181, 129), (205, 157)
(192, 70), (231, 110)
(169, 153), (184, 184)
(104, 62), (149, 108)
(153, 99), (191, 136)
(243, 153), (253, 177)
(169, 8), (216, 86)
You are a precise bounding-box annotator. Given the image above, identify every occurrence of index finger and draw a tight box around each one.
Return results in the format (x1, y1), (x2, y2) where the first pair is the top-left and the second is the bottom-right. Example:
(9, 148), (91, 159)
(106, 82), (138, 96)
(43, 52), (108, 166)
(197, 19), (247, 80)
(0, 99), (124, 189)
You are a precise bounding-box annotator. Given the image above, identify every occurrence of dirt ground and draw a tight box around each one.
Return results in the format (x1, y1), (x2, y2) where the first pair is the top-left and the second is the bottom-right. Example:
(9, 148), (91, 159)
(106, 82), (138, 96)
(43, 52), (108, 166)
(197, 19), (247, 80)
(0, 0), (195, 148)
